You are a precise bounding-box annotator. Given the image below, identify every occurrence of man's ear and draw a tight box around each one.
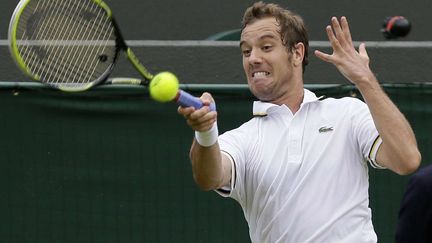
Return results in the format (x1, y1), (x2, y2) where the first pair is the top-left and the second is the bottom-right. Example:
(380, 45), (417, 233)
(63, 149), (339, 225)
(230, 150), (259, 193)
(292, 42), (305, 67)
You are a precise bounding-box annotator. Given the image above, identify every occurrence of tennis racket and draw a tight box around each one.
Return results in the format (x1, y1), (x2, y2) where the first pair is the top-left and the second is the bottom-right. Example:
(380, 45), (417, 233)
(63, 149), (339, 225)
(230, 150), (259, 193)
(8, 0), (215, 110)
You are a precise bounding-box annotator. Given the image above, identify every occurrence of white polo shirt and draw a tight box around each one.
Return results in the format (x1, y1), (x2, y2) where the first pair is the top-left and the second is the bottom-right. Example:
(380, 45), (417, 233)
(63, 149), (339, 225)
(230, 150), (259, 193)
(217, 89), (384, 243)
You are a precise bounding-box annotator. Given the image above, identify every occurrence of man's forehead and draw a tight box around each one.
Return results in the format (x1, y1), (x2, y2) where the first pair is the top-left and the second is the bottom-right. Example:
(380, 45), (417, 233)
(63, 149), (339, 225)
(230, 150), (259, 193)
(242, 18), (279, 33)
(240, 18), (281, 46)
(241, 18), (280, 36)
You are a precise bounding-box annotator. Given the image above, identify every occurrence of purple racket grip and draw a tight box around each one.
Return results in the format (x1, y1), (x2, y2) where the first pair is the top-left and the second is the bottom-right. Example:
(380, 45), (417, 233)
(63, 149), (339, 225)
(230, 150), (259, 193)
(176, 90), (216, 111)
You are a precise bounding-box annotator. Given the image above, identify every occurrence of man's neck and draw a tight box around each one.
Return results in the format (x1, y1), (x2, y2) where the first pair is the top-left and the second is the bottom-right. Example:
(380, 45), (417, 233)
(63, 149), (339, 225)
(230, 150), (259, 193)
(273, 82), (304, 114)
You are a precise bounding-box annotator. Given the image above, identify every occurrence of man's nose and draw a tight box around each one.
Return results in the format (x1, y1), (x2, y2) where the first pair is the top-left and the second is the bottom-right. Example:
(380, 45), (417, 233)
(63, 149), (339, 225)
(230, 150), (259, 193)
(248, 49), (263, 65)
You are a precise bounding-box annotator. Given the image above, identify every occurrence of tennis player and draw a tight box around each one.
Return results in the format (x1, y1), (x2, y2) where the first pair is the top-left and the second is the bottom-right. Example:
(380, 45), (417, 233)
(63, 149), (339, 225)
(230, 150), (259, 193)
(178, 2), (421, 242)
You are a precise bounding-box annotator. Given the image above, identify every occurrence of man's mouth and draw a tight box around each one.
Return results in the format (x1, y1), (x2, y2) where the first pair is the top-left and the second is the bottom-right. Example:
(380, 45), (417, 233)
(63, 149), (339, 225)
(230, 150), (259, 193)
(252, 71), (270, 78)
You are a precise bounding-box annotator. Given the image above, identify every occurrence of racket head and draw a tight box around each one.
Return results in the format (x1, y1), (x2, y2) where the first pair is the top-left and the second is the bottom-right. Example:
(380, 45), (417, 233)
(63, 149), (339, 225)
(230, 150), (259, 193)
(8, 0), (121, 91)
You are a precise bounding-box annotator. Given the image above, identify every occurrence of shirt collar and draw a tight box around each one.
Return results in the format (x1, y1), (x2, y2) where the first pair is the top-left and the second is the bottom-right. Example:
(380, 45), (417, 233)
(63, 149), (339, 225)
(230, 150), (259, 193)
(252, 89), (322, 116)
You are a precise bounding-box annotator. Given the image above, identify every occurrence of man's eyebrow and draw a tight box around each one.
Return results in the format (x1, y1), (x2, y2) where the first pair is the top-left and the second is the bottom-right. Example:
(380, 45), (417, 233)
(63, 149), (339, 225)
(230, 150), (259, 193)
(259, 34), (278, 40)
(239, 40), (245, 48)
(240, 34), (279, 48)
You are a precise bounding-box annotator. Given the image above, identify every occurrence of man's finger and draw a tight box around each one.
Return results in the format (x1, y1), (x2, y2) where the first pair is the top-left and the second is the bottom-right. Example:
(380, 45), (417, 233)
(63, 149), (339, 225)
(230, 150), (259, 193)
(314, 50), (333, 63)
(340, 16), (353, 47)
(326, 25), (343, 53)
(359, 42), (369, 58)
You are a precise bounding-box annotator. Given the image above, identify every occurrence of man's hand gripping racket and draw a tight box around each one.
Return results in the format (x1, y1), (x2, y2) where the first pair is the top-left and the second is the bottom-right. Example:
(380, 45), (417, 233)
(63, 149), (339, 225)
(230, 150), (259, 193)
(8, 0), (215, 111)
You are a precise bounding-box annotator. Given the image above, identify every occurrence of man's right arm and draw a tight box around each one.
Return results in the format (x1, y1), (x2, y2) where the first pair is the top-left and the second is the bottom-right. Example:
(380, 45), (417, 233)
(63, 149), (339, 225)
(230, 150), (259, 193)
(189, 140), (232, 191)
(178, 92), (232, 191)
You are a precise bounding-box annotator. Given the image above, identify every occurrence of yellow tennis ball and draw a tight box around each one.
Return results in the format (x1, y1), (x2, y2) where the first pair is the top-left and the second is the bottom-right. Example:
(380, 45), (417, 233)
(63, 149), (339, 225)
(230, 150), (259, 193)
(149, 72), (179, 102)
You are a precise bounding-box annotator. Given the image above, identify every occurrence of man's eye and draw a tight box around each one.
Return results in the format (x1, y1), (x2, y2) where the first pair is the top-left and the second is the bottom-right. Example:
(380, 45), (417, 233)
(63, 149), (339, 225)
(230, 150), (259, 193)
(263, 45), (273, 51)
(242, 50), (251, 57)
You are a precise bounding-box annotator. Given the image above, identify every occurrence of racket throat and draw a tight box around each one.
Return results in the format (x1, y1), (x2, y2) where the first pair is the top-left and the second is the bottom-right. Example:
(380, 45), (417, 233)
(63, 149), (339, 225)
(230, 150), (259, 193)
(126, 48), (153, 84)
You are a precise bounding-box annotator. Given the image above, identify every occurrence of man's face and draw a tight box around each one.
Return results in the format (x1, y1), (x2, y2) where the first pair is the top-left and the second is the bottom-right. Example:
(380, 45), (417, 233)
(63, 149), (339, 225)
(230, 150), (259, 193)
(240, 17), (298, 102)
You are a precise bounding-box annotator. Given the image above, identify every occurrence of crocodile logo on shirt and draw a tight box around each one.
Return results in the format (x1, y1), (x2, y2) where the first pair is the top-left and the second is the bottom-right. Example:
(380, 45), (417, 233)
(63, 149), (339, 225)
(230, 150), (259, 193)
(319, 126), (334, 133)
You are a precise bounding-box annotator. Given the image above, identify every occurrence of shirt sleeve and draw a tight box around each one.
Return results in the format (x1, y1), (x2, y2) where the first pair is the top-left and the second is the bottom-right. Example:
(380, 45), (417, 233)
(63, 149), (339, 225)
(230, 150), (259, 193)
(349, 98), (386, 169)
(213, 124), (251, 205)
(214, 151), (236, 197)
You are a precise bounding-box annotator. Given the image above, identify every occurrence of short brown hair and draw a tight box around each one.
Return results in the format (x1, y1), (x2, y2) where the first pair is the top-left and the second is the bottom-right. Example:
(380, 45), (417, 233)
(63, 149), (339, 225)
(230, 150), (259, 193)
(241, 1), (309, 72)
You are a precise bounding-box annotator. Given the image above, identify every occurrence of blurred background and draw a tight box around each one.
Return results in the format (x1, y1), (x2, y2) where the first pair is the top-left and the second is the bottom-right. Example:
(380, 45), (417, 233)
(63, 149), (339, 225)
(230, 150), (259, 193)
(1, 0), (432, 85)
(0, 0), (431, 242)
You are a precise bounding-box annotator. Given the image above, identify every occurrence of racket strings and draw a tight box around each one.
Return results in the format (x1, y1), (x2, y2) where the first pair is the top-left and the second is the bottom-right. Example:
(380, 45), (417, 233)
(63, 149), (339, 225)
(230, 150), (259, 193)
(62, 0), (115, 85)
(35, 0), (84, 83)
(18, 0), (51, 75)
(15, 0), (116, 88)
(19, 0), (76, 77)
(44, 0), (101, 84)
(43, 0), (114, 85)
(69, 1), (115, 85)
(18, 0), (92, 83)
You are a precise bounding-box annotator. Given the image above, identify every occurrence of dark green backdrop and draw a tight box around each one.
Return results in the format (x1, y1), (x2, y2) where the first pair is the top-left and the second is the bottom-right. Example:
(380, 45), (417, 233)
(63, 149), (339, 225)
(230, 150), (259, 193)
(0, 83), (430, 243)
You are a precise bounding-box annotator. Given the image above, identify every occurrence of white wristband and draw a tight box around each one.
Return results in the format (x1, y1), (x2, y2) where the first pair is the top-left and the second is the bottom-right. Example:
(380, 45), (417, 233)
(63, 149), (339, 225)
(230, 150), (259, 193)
(195, 123), (218, 147)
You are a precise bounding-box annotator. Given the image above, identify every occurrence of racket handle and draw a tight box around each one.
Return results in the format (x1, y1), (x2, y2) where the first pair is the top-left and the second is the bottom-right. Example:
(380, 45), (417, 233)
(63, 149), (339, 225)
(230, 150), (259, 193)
(176, 90), (216, 111)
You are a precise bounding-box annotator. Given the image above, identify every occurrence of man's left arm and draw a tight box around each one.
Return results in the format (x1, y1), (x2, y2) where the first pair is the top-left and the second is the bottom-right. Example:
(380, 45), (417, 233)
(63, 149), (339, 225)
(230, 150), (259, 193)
(315, 16), (421, 174)
(355, 77), (420, 174)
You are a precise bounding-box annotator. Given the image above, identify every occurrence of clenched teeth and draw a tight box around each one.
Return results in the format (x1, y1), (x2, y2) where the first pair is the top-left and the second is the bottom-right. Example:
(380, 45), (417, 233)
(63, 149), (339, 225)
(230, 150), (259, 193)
(253, 71), (270, 78)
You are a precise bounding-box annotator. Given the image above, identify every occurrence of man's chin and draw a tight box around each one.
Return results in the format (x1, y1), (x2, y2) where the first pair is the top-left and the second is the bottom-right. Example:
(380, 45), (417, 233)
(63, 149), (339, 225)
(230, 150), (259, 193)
(251, 91), (272, 102)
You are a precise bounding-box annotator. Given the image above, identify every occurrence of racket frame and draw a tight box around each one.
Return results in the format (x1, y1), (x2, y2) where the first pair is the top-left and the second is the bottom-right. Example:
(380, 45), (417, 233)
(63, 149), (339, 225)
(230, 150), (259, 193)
(8, 0), (138, 91)
(96, 0), (154, 84)
(9, 0), (35, 80)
